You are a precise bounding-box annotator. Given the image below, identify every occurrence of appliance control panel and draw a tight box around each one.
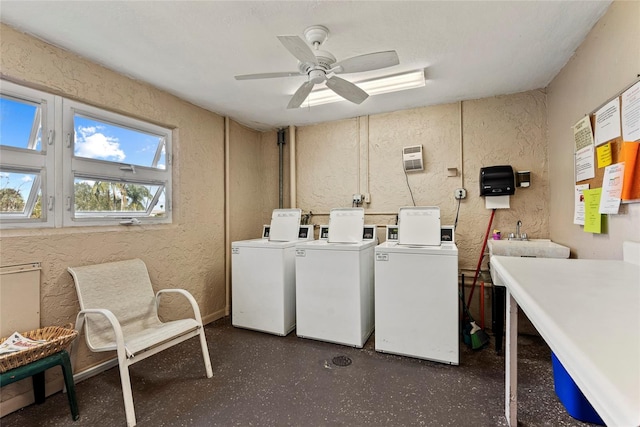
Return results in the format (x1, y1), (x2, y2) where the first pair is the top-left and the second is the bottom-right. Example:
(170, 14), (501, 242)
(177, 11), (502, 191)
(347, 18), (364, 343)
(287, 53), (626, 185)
(298, 225), (314, 240)
(440, 225), (455, 243)
(363, 225), (377, 241)
(386, 225), (399, 242)
(319, 225), (329, 240)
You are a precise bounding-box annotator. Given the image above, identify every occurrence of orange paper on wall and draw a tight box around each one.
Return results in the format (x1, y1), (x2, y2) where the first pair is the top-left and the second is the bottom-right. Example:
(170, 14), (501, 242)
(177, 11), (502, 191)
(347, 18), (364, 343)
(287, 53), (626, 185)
(621, 141), (640, 201)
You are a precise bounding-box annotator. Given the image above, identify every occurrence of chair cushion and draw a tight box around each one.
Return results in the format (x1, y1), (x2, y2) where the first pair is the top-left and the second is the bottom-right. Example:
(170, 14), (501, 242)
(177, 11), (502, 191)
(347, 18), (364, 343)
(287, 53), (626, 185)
(68, 259), (200, 355)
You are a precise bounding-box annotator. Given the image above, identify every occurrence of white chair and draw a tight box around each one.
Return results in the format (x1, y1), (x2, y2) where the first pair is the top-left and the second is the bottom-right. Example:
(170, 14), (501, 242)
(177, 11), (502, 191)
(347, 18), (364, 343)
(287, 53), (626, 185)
(68, 258), (213, 427)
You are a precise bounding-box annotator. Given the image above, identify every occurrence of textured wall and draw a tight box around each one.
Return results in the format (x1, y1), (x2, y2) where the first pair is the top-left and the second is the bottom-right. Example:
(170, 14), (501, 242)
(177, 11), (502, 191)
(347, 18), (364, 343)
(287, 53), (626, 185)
(229, 121), (269, 242)
(461, 91), (548, 269)
(228, 125), (287, 244)
(547, 0), (640, 258)
(0, 23), (228, 387)
(293, 91), (548, 271)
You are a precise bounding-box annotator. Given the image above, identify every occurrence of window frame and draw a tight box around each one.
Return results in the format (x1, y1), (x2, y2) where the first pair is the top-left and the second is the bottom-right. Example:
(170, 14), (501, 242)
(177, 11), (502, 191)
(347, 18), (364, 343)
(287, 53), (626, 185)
(0, 80), (173, 229)
(62, 99), (172, 226)
(0, 81), (55, 228)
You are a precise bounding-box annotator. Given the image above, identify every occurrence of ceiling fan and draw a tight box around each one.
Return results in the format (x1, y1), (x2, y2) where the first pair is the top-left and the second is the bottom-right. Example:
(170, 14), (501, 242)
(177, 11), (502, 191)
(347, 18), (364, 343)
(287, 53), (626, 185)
(235, 25), (400, 109)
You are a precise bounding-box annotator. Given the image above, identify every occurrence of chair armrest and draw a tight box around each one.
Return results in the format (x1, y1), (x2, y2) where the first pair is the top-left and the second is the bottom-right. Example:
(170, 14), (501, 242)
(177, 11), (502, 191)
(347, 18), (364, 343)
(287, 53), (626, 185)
(155, 289), (204, 325)
(71, 308), (129, 368)
(74, 308), (127, 354)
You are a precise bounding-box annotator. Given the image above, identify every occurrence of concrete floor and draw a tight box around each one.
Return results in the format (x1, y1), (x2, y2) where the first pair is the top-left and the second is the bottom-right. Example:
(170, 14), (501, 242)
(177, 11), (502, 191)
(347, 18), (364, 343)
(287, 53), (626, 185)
(2, 317), (597, 426)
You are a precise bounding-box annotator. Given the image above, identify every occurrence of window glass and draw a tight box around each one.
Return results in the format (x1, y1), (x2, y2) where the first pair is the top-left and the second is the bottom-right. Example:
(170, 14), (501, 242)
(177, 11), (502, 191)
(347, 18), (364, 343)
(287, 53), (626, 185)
(74, 115), (165, 169)
(0, 169), (41, 217)
(0, 96), (41, 151)
(73, 177), (165, 217)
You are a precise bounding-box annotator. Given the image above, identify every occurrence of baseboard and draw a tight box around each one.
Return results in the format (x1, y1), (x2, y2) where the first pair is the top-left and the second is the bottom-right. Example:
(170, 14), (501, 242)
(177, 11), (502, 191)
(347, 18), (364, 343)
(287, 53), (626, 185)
(0, 377), (64, 418)
(73, 357), (119, 383)
(202, 307), (226, 325)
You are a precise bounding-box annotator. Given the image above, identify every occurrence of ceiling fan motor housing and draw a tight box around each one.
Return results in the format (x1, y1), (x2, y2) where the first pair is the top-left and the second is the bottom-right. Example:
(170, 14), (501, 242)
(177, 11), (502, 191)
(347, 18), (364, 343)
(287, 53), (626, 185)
(298, 50), (337, 75)
(308, 69), (326, 84)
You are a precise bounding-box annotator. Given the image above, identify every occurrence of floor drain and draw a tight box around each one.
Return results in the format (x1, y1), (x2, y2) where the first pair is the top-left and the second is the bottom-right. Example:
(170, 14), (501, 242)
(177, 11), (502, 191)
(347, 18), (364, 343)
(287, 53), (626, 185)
(332, 355), (352, 367)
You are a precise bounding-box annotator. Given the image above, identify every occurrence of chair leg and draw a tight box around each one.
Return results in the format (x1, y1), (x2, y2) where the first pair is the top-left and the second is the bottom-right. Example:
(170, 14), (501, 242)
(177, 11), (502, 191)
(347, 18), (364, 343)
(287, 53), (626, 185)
(198, 328), (213, 378)
(118, 361), (137, 427)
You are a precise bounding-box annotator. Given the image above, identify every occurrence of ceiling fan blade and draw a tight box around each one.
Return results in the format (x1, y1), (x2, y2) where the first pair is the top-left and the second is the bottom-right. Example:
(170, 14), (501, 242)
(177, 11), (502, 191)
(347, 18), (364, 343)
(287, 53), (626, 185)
(326, 76), (369, 105)
(333, 50), (399, 74)
(235, 71), (301, 80)
(277, 35), (318, 65)
(287, 81), (315, 109)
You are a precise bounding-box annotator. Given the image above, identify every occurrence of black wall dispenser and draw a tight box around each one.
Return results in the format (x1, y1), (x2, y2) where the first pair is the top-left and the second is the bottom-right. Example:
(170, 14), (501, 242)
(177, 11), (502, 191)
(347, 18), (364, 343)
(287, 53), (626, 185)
(480, 165), (515, 196)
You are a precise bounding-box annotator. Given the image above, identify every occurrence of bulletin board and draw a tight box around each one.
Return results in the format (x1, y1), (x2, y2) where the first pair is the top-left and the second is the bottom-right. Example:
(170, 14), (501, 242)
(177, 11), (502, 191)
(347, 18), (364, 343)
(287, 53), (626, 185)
(577, 118), (621, 190)
(575, 79), (640, 203)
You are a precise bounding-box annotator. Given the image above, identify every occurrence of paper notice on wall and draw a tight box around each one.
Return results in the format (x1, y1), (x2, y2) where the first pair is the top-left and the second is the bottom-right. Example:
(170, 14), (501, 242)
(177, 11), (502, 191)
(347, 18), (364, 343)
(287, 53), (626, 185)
(621, 141), (640, 201)
(599, 163), (624, 214)
(583, 188), (603, 234)
(485, 195), (510, 209)
(574, 184), (589, 225)
(573, 115), (595, 151)
(621, 81), (640, 142)
(575, 145), (595, 182)
(596, 142), (613, 168)
(594, 98), (621, 146)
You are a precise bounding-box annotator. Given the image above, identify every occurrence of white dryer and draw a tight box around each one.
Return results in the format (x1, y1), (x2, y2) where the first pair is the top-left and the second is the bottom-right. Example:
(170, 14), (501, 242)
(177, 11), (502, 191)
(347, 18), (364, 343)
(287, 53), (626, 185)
(231, 209), (313, 336)
(295, 208), (377, 348)
(375, 207), (459, 364)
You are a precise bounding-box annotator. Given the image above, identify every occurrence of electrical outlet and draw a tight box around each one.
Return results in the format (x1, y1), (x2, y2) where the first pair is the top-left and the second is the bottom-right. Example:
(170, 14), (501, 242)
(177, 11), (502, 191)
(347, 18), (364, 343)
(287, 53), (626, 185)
(352, 193), (363, 204)
(363, 193), (371, 204)
(454, 188), (467, 200)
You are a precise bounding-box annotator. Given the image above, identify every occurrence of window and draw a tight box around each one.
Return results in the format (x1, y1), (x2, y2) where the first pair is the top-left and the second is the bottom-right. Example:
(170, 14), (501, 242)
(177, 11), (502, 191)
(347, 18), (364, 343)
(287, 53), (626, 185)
(0, 82), (55, 227)
(0, 80), (172, 229)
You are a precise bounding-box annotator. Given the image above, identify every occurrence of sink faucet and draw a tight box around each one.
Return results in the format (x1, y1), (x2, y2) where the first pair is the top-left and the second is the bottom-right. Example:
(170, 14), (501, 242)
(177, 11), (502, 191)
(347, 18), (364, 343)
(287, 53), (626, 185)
(509, 220), (527, 240)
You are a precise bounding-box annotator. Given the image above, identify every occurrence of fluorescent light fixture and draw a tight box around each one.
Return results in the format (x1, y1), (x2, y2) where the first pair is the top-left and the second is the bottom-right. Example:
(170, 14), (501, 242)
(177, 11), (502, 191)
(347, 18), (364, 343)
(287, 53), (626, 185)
(303, 69), (426, 108)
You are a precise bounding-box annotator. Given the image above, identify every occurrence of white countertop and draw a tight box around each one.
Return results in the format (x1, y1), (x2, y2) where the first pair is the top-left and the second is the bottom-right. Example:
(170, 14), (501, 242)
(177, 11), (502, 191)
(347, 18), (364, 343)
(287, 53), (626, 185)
(491, 255), (640, 426)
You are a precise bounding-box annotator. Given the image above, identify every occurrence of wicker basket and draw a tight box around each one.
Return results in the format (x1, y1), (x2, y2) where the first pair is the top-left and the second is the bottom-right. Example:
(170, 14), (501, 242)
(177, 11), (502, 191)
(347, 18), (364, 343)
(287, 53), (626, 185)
(0, 325), (78, 373)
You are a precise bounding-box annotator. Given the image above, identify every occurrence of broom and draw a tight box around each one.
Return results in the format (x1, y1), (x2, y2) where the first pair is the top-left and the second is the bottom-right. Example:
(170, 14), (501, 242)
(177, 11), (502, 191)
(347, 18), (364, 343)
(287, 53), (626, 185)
(459, 284), (490, 350)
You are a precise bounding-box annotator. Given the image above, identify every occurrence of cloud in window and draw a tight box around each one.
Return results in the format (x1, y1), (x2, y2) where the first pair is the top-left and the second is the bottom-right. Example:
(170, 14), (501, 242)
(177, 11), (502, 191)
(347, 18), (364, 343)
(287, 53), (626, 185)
(75, 126), (125, 161)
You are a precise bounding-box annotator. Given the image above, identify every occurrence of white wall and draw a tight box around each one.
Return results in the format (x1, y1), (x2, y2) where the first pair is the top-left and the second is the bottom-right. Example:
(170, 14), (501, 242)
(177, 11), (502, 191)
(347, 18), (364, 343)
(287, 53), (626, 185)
(547, 0), (640, 259)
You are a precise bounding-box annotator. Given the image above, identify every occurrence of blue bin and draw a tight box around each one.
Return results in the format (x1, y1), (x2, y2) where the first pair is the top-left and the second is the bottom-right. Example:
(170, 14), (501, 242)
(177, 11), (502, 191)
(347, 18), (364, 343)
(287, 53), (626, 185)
(551, 352), (604, 425)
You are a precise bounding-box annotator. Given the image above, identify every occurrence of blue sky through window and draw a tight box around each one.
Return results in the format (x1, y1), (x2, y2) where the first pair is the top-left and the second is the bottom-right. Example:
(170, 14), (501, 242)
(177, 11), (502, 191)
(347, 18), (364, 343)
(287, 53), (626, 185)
(74, 115), (165, 169)
(0, 97), (39, 150)
(1, 97), (40, 205)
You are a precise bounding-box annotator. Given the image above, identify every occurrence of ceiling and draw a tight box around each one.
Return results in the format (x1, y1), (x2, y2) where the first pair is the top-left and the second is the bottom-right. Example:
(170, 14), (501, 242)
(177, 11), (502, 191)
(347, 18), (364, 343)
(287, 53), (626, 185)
(1, 1), (611, 132)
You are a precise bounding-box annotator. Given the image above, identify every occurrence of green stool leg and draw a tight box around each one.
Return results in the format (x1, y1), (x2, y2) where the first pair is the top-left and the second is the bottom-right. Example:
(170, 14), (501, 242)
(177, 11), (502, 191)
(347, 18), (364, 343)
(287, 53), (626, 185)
(32, 371), (46, 404)
(57, 351), (79, 421)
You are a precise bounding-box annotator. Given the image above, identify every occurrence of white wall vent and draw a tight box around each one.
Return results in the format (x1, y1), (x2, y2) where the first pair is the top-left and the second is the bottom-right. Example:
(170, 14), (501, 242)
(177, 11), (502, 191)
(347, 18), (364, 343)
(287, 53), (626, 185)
(403, 145), (424, 172)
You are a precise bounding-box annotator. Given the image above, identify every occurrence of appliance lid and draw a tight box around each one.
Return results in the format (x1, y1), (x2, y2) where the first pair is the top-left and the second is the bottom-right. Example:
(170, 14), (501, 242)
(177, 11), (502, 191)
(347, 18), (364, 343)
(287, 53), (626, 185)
(328, 208), (365, 243)
(375, 241), (458, 255)
(398, 206), (441, 246)
(268, 208), (302, 242)
(296, 239), (377, 251)
(232, 238), (299, 248)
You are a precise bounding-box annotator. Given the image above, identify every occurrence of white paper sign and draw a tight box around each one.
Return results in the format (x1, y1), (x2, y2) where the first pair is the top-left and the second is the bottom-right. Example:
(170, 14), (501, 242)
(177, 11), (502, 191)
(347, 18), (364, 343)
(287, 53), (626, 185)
(594, 98), (621, 146)
(574, 184), (589, 225)
(575, 145), (595, 182)
(573, 116), (594, 151)
(599, 163), (625, 214)
(622, 81), (640, 142)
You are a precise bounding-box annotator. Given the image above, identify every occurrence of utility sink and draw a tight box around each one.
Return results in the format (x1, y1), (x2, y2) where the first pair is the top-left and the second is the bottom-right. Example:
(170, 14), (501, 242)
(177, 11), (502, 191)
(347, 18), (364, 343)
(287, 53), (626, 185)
(488, 239), (570, 287)
(488, 239), (570, 259)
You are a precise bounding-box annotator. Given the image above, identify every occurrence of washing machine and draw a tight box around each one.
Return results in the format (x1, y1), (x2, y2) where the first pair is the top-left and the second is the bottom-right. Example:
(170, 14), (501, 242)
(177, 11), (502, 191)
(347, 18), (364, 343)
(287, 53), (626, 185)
(231, 209), (313, 336)
(295, 208), (377, 348)
(375, 207), (459, 365)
